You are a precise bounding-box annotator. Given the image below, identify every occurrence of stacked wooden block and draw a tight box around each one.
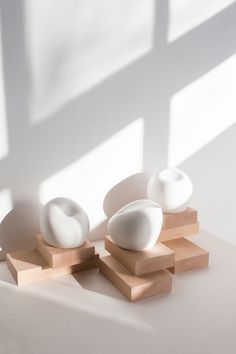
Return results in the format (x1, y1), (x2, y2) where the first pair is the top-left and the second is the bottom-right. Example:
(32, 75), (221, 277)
(7, 235), (99, 285)
(99, 208), (209, 302)
(161, 208), (209, 274)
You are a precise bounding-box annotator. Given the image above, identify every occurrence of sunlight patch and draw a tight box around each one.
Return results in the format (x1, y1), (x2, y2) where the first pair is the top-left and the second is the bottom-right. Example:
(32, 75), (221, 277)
(25, 0), (154, 123)
(169, 54), (236, 166)
(168, 0), (235, 42)
(39, 118), (144, 229)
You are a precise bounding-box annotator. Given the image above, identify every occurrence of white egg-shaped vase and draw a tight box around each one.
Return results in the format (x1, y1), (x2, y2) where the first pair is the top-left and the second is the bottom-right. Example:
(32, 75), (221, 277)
(147, 168), (193, 213)
(103, 173), (148, 218)
(40, 197), (90, 248)
(108, 199), (163, 251)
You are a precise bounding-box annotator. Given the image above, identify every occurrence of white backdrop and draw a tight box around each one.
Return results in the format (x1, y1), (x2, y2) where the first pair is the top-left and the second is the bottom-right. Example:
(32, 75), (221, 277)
(0, 0), (236, 258)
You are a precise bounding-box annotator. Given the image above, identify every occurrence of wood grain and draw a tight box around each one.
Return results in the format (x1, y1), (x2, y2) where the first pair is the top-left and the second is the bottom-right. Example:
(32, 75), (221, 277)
(6, 249), (99, 285)
(105, 236), (174, 276)
(99, 255), (172, 302)
(159, 223), (199, 242)
(36, 234), (95, 268)
(162, 208), (198, 229)
(163, 238), (209, 274)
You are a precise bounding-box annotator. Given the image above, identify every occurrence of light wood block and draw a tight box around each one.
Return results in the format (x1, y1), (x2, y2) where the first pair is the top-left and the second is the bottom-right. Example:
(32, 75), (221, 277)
(99, 255), (172, 302)
(105, 236), (174, 276)
(159, 222), (199, 242)
(7, 249), (99, 286)
(163, 238), (209, 274)
(162, 208), (198, 229)
(36, 234), (95, 268)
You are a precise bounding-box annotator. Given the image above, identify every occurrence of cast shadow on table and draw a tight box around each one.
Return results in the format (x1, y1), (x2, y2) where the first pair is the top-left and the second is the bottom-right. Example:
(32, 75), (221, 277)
(73, 269), (125, 301)
(73, 268), (173, 305)
(0, 287), (155, 354)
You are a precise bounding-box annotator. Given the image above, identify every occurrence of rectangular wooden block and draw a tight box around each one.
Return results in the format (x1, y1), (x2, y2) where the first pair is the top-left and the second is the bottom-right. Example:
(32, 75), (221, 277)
(163, 238), (209, 274)
(162, 208), (198, 229)
(159, 222), (199, 242)
(7, 249), (99, 286)
(105, 236), (174, 276)
(99, 255), (172, 302)
(36, 234), (95, 268)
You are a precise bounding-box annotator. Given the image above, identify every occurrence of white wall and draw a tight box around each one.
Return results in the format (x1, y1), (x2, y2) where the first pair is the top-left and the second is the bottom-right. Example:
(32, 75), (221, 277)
(0, 0), (236, 257)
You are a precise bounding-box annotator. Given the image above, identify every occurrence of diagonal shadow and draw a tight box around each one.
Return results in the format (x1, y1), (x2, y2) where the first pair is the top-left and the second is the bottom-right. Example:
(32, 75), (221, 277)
(0, 0), (235, 254)
(168, 1), (236, 95)
(0, 1), (235, 189)
(178, 122), (236, 246)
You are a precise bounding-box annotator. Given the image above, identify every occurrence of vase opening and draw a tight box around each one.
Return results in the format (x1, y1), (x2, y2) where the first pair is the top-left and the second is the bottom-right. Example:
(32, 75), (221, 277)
(159, 168), (182, 182)
(59, 203), (78, 217)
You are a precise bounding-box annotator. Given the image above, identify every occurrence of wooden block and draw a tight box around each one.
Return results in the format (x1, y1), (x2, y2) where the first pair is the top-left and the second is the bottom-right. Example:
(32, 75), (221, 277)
(6, 249), (99, 286)
(162, 208), (198, 229)
(36, 234), (95, 268)
(99, 255), (172, 302)
(105, 236), (174, 276)
(159, 222), (199, 242)
(163, 238), (209, 274)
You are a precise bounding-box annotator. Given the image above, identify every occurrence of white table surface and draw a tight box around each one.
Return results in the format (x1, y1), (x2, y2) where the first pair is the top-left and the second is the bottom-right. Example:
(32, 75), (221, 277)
(0, 230), (236, 354)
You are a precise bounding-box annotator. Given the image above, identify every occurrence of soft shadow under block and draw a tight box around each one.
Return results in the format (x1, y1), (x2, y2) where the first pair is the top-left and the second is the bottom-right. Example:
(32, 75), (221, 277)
(105, 236), (174, 276)
(7, 249), (99, 286)
(99, 255), (172, 302)
(36, 234), (95, 268)
(163, 238), (209, 274)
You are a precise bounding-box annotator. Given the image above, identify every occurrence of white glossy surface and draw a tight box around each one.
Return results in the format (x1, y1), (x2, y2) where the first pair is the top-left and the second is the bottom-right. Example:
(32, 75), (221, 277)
(108, 200), (163, 250)
(0, 230), (236, 354)
(147, 168), (193, 213)
(40, 197), (89, 248)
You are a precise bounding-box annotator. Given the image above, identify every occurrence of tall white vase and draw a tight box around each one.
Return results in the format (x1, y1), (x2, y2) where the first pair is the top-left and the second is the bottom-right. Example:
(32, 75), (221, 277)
(40, 197), (90, 248)
(147, 168), (193, 213)
(108, 199), (163, 251)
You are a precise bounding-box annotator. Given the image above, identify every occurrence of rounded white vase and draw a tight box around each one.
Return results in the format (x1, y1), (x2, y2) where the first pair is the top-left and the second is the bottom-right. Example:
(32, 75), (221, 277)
(40, 197), (90, 248)
(108, 199), (163, 251)
(103, 173), (148, 218)
(147, 168), (193, 213)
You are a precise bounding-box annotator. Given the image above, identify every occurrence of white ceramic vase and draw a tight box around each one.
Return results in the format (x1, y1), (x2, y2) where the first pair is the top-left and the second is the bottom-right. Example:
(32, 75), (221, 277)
(147, 168), (193, 213)
(40, 197), (90, 248)
(103, 173), (148, 218)
(108, 199), (163, 251)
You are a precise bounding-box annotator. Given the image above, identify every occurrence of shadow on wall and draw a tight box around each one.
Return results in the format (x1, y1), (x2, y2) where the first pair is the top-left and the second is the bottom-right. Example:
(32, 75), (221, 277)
(0, 201), (42, 260)
(179, 122), (236, 246)
(0, 0), (170, 256)
(0, 0), (236, 256)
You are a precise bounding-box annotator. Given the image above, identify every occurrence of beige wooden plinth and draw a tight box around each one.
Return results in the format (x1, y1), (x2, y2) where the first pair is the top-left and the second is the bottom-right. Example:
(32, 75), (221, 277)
(162, 208), (198, 229)
(6, 249), (99, 286)
(163, 238), (209, 274)
(36, 234), (95, 268)
(105, 236), (174, 276)
(99, 255), (172, 302)
(159, 223), (199, 242)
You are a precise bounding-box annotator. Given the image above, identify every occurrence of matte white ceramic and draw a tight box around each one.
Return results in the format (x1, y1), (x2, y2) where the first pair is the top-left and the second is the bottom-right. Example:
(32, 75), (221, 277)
(103, 173), (148, 218)
(147, 168), (193, 213)
(108, 199), (163, 250)
(40, 197), (89, 248)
